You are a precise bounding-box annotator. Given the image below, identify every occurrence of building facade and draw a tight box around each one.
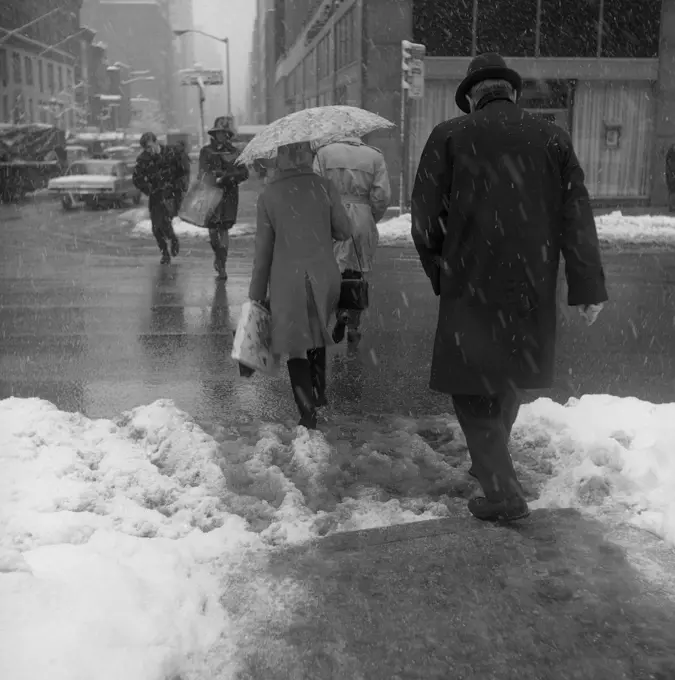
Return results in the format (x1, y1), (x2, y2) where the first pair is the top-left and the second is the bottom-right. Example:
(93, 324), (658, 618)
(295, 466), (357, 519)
(0, 0), (83, 129)
(81, 0), (177, 130)
(269, 0), (671, 206)
(248, 0), (276, 124)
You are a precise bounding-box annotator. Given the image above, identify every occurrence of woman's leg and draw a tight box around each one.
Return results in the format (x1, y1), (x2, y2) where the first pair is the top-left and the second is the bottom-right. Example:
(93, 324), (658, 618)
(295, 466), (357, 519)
(333, 269), (363, 343)
(287, 350), (317, 429)
(307, 347), (327, 407)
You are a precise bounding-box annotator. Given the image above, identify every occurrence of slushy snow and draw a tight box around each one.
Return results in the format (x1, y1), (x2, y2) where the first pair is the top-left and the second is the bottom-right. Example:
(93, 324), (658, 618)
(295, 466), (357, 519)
(125, 206), (675, 246)
(377, 211), (675, 246)
(131, 214), (256, 239)
(2, 393), (675, 678)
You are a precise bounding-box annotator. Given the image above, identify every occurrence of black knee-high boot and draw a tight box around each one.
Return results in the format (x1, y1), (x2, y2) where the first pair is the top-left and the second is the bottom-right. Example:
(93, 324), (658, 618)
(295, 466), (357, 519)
(307, 347), (327, 407)
(287, 358), (317, 429)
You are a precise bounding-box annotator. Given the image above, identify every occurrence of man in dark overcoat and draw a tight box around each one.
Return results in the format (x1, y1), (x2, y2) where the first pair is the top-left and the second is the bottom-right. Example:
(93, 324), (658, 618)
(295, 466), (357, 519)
(198, 116), (249, 280)
(665, 144), (675, 212)
(132, 131), (189, 264)
(411, 53), (608, 522)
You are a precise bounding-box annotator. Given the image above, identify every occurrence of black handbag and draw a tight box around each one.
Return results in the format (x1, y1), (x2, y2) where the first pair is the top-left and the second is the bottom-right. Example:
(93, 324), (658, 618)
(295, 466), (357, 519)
(338, 236), (369, 310)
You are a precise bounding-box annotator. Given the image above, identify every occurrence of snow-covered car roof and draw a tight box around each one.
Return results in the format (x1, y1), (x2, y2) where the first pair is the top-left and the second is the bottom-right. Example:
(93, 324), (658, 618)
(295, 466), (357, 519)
(65, 159), (125, 175)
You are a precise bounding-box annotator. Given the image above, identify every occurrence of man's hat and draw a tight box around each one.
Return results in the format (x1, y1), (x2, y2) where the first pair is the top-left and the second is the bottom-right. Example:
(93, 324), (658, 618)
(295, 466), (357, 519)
(208, 115), (235, 136)
(455, 53), (522, 114)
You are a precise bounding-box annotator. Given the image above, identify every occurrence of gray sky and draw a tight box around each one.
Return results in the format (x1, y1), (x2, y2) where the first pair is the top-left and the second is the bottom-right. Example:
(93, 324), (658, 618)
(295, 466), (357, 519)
(193, 0), (256, 117)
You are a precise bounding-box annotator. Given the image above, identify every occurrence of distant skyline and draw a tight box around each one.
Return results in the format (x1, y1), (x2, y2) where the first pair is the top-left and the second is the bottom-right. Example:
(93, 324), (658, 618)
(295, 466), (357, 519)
(193, 0), (256, 120)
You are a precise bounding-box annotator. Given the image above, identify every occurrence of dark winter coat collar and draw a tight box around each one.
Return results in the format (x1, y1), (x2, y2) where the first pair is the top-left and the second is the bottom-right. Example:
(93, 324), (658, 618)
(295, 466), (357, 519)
(475, 89), (517, 112)
(209, 138), (236, 153)
(269, 167), (315, 183)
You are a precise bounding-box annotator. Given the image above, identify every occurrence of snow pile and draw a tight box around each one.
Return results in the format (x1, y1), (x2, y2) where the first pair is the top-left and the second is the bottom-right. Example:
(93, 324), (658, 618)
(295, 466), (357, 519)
(595, 211), (675, 245)
(376, 211), (675, 246)
(3, 392), (675, 678)
(131, 215), (256, 239)
(522, 395), (675, 543)
(0, 398), (450, 680)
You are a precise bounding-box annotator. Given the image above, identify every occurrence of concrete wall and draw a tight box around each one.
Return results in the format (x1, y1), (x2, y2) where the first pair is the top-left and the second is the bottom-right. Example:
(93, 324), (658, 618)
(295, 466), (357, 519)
(362, 0), (413, 205)
(651, 0), (675, 205)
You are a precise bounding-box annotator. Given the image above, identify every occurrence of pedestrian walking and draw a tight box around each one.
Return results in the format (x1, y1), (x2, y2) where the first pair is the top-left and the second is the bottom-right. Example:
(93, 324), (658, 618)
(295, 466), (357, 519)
(314, 137), (391, 347)
(411, 53), (608, 522)
(132, 132), (189, 264)
(198, 116), (249, 280)
(248, 142), (353, 429)
(665, 144), (675, 212)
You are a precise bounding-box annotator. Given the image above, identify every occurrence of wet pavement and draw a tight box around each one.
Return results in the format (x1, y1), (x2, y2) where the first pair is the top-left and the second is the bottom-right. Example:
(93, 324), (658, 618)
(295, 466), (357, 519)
(1, 194), (675, 427)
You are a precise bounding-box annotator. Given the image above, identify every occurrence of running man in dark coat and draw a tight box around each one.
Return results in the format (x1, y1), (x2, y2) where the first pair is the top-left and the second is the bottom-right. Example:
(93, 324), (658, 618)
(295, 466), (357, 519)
(132, 132), (189, 264)
(198, 116), (249, 280)
(411, 53), (608, 522)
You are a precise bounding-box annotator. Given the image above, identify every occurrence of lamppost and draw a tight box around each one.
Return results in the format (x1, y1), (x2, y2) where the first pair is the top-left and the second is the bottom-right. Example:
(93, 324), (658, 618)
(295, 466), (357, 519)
(173, 29), (231, 116)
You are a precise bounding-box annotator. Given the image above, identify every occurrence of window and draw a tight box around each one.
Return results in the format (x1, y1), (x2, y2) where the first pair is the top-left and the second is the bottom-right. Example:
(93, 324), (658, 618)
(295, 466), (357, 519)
(12, 51), (21, 83)
(1, 95), (7, 123)
(58, 65), (63, 92)
(0, 49), (7, 85)
(336, 7), (356, 70)
(47, 63), (54, 92)
(28, 98), (34, 122)
(303, 50), (317, 95)
(38, 60), (44, 92)
(25, 56), (33, 86)
(317, 34), (331, 80)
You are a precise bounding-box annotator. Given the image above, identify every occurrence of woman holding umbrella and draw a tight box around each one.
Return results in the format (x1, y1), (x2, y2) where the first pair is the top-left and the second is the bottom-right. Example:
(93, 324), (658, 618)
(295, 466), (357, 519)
(240, 106), (395, 428)
(248, 142), (353, 429)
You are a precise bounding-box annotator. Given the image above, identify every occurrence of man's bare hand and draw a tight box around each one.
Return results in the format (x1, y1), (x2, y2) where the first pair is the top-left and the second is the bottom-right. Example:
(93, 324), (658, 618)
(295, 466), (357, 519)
(578, 303), (604, 326)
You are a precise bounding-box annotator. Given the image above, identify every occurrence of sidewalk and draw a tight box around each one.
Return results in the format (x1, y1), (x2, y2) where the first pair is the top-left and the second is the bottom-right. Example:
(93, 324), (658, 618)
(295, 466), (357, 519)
(233, 509), (675, 679)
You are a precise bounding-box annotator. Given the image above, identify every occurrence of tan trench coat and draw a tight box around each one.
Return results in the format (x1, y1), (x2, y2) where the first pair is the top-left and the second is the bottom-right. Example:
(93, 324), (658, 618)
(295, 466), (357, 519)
(314, 138), (391, 272)
(248, 167), (353, 355)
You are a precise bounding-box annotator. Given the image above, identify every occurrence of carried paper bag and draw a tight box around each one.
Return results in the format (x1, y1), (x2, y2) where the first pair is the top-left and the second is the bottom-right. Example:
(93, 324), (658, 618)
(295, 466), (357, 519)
(177, 179), (222, 228)
(231, 300), (280, 376)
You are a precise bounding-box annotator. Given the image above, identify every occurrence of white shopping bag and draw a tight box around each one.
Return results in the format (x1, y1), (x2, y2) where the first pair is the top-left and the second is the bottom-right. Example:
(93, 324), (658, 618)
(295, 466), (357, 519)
(177, 179), (222, 228)
(231, 300), (280, 376)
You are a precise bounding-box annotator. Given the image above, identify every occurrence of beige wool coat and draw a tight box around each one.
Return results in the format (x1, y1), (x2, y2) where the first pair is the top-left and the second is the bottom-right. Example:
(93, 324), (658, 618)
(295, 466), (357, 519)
(248, 167), (353, 355)
(314, 138), (391, 273)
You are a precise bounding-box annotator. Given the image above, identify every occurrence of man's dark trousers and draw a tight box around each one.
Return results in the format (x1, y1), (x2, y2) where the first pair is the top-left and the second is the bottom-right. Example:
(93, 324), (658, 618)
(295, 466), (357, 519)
(452, 388), (525, 502)
(149, 196), (177, 255)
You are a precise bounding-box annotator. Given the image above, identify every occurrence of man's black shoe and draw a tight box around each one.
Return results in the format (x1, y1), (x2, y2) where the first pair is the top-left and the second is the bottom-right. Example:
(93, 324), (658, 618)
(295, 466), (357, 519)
(468, 496), (530, 522)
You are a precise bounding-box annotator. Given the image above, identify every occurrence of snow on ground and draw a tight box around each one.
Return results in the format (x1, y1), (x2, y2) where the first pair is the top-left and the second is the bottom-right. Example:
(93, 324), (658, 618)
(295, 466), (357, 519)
(123, 207), (675, 246)
(129, 213), (256, 240)
(2, 393), (675, 678)
(376, 211), (675, 246)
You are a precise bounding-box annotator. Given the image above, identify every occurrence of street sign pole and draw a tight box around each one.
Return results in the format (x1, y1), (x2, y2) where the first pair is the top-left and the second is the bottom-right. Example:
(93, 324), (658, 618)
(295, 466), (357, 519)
(400, 40), (426, 214)
(179, 68), (224, 148)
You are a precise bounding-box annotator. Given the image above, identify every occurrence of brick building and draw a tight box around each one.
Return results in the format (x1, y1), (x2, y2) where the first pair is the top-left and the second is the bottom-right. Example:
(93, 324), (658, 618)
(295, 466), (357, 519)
(0, 0), (83, 128)
(266, 0), (671, 207)
(81, 0), (177, 130)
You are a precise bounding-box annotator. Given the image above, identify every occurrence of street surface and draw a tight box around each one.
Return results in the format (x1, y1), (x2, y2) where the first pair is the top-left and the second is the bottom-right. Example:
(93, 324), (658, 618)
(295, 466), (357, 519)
(1, 184), (675, 429)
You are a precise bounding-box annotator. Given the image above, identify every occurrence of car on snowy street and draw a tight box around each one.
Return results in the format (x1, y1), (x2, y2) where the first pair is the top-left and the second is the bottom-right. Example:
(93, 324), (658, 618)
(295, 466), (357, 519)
(48, 159), (142, 211)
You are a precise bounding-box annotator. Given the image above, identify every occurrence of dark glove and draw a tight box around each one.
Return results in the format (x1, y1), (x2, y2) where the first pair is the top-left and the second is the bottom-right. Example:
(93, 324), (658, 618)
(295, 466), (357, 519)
(239, 363), (256, 378)
(428, 263), (441, 296)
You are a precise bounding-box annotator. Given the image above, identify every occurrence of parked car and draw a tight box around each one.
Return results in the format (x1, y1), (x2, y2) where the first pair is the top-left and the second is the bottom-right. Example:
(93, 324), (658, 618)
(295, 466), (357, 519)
(65, 144), (89, 164)
(48, 159), (142, 210)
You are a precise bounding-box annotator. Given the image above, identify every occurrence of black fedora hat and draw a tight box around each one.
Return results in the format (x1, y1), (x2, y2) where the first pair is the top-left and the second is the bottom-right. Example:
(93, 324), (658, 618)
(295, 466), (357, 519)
(208, 115), (235, 135)
(455, 53), (522, 114)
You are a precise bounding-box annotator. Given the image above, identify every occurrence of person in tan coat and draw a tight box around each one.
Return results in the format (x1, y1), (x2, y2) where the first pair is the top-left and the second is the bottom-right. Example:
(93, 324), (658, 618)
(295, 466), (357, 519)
(314, 137), (391, 346)
(248, 141), (353, 429)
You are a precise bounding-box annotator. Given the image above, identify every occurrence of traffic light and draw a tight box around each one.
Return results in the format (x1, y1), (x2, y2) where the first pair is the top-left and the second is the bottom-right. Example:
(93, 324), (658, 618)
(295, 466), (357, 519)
(401, 40), (426, 99)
